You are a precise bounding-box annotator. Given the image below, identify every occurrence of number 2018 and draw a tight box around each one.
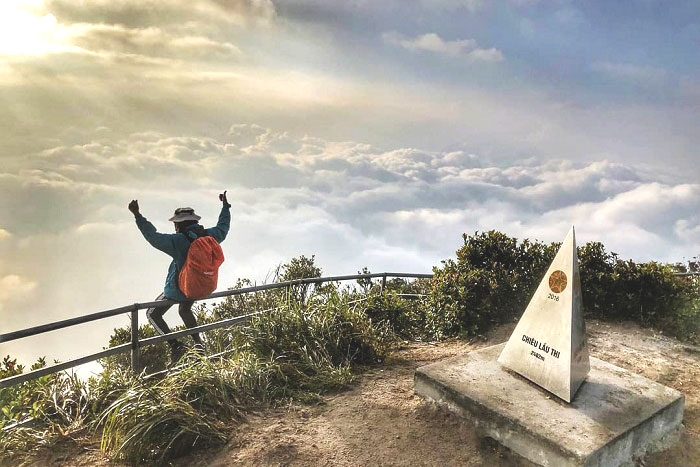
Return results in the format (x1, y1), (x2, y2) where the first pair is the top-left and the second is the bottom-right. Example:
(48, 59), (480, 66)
(547, 293), (559, 302)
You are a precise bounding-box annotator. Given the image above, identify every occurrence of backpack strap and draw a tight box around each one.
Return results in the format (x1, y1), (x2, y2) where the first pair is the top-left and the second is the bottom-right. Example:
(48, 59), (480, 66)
(182, 232), (196, 243)
(182, 225), (208, 243)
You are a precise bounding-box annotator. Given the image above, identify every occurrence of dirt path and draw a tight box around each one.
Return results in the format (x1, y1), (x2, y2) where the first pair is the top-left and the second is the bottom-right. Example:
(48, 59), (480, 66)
(176, 321), (700, 467)
(181, 339), (533, 467)
(29, 321), (700, 466)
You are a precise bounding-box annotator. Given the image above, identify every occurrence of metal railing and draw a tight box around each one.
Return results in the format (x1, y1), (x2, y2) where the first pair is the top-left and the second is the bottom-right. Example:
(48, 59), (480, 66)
(2, 269), (695, 390)
(0, 272), (433, 389)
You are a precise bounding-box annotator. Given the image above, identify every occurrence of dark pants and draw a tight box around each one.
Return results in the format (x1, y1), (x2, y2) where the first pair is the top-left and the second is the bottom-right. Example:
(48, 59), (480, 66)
(146, 293), (203, 353)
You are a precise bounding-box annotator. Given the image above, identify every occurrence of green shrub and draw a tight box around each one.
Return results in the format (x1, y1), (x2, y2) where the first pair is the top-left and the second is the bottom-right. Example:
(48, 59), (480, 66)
(102, 323), (170, 375)
(426, 231), (557, 338)
(95, 285), (392, 463)
(229, 287), (391, 398)
(426, 231), (700, 342)
(99, 352), (268, 463)
(0, 356), (92, 459)
(362, 291), (427, 339)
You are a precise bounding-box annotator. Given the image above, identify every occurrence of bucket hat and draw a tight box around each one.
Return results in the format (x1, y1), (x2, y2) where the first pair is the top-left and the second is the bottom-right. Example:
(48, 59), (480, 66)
(168, 207), (201, 222)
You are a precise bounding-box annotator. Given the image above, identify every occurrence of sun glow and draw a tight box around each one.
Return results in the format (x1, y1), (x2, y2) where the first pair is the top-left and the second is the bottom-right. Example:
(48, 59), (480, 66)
(0, 1), (68, 55)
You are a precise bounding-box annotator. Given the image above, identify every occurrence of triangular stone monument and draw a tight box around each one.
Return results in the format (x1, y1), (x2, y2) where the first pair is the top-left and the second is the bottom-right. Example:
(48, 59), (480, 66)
(498, 226), (590, 402)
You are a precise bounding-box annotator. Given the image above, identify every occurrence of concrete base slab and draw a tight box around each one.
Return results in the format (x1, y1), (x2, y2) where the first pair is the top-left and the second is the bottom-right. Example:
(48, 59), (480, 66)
(415, 343), (684, 467)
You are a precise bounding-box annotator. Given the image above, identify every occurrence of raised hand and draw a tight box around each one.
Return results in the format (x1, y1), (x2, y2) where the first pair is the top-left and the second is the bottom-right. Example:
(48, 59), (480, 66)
(219, 190), (228, 205)
(128, 199), (140, 216)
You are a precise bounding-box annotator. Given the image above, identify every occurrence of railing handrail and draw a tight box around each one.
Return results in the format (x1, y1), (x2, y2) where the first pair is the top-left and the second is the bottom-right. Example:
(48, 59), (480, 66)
(1, 269), (693, 390)
(0, 272), (432, 389)
(0, 272), (432, 344)
(1, 270), (691, 344)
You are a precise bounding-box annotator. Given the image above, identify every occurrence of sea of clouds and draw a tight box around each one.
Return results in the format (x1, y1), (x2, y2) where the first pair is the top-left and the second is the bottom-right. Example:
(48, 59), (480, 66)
(1, 124), (698, 369)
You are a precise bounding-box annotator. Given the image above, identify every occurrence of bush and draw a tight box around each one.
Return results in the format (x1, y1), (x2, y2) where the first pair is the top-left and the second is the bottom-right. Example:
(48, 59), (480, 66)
(99, 352), (267, 463)
(96, 284), (393, 462)
(0, 356), (91, 459)
(229, 287), (391, 398)
(2, 275), (394, 465)
(426, 231), (557, 338)
(102, 323), (170, 375)
(362, 291), (427, 339)
(427, 231), (700, 342)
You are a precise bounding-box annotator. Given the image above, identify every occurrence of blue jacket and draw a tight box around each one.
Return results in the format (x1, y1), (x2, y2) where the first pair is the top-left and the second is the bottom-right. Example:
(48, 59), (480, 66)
(135, 204), (231, 301)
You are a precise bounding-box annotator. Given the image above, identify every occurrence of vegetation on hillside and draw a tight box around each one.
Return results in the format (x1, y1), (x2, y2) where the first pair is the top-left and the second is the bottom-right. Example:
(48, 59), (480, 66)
(1, 235), (698, 465)
(427, 231), (699, 342)
(0, 255), (398, 464)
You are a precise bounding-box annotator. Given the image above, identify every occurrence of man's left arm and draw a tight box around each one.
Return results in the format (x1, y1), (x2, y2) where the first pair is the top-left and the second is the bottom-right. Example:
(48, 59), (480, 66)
(207, 190), (231, 243)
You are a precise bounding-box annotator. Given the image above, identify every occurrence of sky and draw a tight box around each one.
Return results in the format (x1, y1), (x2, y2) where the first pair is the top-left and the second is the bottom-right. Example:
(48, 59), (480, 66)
(0, 0), (699, 370)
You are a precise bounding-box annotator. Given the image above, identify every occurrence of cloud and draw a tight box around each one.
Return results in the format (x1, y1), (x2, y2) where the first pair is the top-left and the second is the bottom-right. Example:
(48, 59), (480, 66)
(1, 123), (698, 368)
(42, 0), (276, 28)
(0, 20), (695, 179)
(0, 274), (37, 312)
(383, 31), (504, 62)
(418, 0), (484, 12)
(509, 0), (545, 6)
(5, 124), (697, 262)
(208, 0), (276, 24)
(592, 61), (667, 84)
(65, 24), (242, 59)
(0, 1), (269, 62)
(675, 219), (700, 245)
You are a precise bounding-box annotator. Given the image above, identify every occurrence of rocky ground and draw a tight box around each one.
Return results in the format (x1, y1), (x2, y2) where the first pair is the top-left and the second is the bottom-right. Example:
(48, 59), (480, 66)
(24, 320), (700, 466)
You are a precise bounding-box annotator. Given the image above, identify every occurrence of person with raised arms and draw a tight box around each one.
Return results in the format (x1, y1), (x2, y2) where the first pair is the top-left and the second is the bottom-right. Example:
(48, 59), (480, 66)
(128, 191), (230, 364)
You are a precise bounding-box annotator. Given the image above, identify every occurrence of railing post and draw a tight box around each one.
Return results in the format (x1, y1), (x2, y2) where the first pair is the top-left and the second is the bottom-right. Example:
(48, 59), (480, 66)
(381, 273), (387, 294)
(130, 307), (140, 374)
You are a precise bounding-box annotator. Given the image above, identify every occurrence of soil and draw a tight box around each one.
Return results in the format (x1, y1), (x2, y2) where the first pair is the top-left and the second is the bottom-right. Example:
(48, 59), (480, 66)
(21, 320), (700, 467)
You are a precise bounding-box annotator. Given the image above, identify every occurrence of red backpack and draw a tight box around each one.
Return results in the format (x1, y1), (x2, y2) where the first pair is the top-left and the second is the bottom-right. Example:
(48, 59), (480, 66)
(179, 236), (225, 299)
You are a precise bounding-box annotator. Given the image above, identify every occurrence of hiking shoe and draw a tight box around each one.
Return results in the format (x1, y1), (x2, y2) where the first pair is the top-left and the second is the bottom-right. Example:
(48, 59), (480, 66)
(170, 342), (187, 364)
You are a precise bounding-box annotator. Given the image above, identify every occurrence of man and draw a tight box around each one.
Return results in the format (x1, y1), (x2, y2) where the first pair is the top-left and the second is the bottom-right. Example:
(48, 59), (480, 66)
(128, 191), (231, 363)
